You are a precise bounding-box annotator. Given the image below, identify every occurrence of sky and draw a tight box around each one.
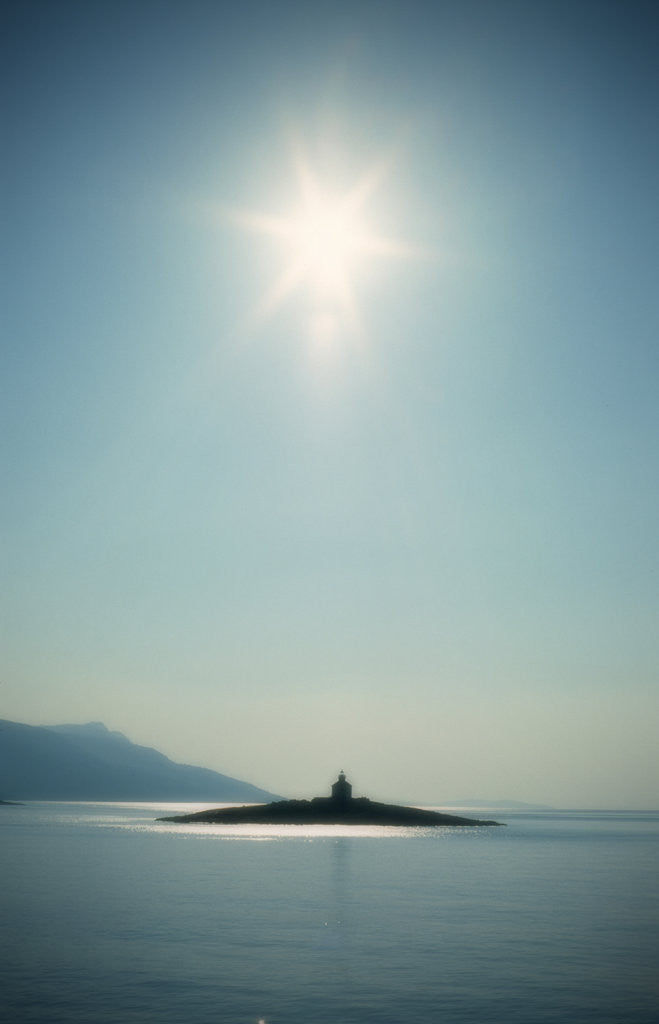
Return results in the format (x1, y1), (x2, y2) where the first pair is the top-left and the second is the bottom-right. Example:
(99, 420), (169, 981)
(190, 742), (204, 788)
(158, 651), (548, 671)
(3, 0), (658, 809)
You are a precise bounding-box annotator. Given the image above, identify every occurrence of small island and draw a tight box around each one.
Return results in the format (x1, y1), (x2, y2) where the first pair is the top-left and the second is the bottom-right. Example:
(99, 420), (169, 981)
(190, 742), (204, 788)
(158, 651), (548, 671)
(158, 772), (504, 826)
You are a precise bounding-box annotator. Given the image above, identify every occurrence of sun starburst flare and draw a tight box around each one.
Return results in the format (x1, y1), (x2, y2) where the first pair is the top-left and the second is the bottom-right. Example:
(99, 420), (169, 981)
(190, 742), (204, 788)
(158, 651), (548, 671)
(227, 147), (420, 346)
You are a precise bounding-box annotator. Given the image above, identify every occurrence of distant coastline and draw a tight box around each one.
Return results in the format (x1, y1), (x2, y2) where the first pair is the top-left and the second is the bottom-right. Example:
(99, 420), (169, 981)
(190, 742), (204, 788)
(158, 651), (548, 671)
(0, 719), (281, 803)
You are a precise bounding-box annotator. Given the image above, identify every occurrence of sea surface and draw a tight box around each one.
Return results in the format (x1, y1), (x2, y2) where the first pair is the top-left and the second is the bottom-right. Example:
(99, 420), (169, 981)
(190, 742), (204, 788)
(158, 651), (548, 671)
(1, 802), (657, 1023)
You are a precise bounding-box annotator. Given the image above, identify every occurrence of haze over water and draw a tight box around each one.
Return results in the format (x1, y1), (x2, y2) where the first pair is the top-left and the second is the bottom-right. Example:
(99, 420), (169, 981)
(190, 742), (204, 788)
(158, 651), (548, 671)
(4, 1), (658, 809)
(3, 803), (658, 1023)
(4, 6), (657, 1018)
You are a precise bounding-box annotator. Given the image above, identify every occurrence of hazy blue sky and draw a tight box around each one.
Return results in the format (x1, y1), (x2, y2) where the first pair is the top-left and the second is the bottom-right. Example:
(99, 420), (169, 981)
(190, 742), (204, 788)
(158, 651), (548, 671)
(3, 0), (657, 808)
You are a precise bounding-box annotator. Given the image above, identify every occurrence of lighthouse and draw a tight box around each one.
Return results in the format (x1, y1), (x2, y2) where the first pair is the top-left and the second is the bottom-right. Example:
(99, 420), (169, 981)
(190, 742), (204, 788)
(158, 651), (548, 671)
(331, 770), (352, 805)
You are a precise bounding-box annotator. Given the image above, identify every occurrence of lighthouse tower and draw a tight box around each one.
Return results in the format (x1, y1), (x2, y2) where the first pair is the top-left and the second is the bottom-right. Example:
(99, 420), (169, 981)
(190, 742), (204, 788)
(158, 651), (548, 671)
(331, 770), (352, 805)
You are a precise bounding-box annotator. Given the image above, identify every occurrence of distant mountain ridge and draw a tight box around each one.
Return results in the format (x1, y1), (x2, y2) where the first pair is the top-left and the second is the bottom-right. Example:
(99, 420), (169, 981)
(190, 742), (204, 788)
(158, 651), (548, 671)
(0, 719), (282, 802)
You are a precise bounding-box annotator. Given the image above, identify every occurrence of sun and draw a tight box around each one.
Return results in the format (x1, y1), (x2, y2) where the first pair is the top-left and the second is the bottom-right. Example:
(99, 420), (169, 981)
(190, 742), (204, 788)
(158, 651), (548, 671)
(287, 183), (365, 298)
(229, 146), (415, 341)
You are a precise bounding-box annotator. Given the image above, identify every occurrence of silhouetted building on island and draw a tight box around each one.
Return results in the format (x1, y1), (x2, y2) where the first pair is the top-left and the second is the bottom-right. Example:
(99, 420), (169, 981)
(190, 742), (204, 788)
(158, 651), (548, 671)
(331, 770), (352, 805)
(160, 770), (504, 826)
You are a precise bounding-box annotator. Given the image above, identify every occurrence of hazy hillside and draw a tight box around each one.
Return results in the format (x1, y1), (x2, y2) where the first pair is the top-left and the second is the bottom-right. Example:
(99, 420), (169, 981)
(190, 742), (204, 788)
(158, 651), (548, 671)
(0, 720), (282, 802)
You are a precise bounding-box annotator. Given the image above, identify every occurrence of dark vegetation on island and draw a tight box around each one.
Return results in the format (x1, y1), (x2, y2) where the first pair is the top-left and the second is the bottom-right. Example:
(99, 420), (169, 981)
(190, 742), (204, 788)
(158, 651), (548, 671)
(159, 772), (505, 826)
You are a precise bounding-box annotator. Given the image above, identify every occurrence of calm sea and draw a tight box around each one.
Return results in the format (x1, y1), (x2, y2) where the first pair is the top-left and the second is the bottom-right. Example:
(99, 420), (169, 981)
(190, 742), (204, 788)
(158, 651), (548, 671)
(1, 802), (657, 1023)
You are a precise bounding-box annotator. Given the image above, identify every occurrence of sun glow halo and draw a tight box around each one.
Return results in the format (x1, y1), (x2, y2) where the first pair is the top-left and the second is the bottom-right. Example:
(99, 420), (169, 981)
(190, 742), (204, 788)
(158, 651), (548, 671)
(230, 148), (415, 340)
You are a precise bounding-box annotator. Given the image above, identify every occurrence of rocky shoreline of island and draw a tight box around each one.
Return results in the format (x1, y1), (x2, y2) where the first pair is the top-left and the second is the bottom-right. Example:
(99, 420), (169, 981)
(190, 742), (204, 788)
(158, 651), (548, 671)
(158, 798), (503, 826)
(158, 773), (505, 827)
